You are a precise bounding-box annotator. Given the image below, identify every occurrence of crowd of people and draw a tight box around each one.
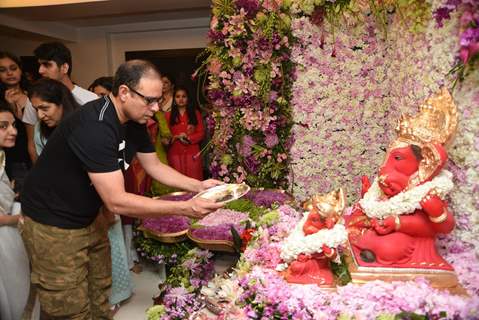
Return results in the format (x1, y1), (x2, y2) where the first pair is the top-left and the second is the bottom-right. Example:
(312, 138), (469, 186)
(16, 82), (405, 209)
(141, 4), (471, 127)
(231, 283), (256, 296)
(0, 42), (221, 319)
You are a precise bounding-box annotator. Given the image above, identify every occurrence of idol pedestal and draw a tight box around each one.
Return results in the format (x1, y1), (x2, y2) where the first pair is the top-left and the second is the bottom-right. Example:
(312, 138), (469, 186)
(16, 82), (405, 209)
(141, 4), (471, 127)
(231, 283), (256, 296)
(345, 244), (467, 296)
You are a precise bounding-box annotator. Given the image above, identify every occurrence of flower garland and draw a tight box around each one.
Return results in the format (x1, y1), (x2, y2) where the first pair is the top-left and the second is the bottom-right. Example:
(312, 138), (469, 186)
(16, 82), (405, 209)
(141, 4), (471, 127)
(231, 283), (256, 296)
(277, 214), (348, 270)
(359, 170), (454, 219)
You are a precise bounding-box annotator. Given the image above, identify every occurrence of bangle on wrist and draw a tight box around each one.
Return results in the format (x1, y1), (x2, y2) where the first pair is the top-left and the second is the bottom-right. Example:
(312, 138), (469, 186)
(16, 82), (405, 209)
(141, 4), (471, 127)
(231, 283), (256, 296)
(429, 209), (448, 223)
(324, 248), (334, 258)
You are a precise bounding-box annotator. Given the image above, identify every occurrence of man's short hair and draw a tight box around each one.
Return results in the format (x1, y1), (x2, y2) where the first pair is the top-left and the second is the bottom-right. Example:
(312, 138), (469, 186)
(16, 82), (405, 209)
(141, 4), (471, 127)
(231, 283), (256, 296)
(112, 60), (160, 96)
(34, 42), (72, 76)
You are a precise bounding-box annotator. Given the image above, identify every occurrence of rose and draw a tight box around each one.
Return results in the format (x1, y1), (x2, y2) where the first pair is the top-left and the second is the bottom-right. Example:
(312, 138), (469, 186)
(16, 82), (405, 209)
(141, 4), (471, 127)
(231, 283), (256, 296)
(240, 228), (255, 252)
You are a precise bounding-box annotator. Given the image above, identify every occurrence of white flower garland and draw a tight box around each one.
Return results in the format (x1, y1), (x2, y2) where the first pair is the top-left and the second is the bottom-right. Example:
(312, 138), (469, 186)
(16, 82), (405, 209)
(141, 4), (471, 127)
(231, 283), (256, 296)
(359, 170), (454, 220)
(276, 214), (348, 271)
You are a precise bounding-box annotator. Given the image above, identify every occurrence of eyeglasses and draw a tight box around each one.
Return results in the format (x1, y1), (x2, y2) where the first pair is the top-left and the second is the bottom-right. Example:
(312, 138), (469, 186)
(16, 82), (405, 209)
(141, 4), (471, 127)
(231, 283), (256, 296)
(126, 85), (163, 106)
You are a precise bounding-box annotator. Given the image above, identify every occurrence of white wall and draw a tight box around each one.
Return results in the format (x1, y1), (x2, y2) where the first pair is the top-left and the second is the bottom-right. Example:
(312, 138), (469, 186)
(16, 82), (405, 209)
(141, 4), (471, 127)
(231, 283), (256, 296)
(0, 17), (209, 88)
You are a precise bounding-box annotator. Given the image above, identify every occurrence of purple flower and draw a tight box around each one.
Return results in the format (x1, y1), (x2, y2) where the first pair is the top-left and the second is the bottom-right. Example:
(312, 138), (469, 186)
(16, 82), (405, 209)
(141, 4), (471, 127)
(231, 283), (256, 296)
(190, 223), (245, 241)
(142, 215), (191, 233)
(459, 27), (479, 47)
(265, 133), (279, 148)
(243, 156), (261, 173)
(205, 114), (216, 134)
(245, 190), (292, 207)
(207, 29), (225, 43)
(433, 7), (454, 27)
(240, 135), (255, 157)
(234, 0), (260, 18)
(209, 161), (221, 178)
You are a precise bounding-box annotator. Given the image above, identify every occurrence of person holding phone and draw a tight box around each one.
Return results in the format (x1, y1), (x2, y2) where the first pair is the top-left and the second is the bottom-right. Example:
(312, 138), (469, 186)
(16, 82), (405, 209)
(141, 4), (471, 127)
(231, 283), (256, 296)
(166, 86), (205, 180)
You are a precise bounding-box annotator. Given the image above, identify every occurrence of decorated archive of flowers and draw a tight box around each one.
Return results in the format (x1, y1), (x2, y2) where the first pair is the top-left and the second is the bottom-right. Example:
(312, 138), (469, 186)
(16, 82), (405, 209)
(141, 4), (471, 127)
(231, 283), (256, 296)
(144, 0), (479, 319)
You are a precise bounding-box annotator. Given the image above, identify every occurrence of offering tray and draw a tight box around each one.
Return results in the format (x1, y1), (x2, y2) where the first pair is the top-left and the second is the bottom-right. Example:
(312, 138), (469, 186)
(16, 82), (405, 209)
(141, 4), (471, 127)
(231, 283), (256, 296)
(194, 183), (250, 204)
(138, 192), (194, 243)
(187, 230), (236, 253)
(138, 226), (188, 244)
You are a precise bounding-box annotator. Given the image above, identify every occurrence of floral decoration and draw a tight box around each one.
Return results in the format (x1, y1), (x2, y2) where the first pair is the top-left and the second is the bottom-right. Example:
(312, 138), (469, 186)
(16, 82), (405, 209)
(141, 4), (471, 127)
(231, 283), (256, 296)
(276, 214), (347, 270)
(359, 170), (454, 219)
(144, 0), (479, 317)
(146, 248), (215, 320)
(199, 205), (479, 319)
(289, 0), (462, 203)
(434, 0), (479, 85)
(135, 233), (195, 265)
(142, 215), (191, 234)
(200, 0), (295, 188)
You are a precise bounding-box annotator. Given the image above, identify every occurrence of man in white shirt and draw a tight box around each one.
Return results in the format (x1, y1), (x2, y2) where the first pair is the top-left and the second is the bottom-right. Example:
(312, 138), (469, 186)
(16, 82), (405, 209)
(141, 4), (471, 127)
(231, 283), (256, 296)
(23, 42), (98, 162)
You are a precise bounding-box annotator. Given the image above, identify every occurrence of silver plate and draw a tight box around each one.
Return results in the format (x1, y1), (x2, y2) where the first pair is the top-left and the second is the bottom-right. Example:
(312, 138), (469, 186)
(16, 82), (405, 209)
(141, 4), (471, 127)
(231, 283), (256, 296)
(193, 183), (251, 203)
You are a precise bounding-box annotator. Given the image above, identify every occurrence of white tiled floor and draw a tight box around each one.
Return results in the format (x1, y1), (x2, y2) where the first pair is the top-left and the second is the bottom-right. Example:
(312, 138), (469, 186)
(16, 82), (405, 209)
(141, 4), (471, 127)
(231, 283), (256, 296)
(114, 253), (239, 320)
(114, 264), (161, 320)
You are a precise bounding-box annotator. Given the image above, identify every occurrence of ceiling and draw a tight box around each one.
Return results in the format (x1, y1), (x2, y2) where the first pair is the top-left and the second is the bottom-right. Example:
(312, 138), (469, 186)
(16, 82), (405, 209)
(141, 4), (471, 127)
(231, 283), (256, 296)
(0, 0), (211, 39)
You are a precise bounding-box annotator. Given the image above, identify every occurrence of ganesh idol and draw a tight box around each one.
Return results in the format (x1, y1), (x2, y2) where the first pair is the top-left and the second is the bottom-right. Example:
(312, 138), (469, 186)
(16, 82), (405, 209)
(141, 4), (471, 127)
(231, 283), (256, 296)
(347, 88), (460, 288)
(277, 189), (348, 287)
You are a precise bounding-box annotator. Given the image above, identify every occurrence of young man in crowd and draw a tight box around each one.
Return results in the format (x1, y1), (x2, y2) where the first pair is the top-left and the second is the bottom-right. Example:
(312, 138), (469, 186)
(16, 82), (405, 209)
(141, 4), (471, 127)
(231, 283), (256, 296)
(22, 42), (98, 162)
(20, 59), (223, 319)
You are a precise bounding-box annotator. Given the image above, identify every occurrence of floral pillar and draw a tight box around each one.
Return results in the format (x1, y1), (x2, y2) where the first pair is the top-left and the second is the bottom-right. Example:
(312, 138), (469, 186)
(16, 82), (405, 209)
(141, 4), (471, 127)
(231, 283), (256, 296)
(203, 0), (295, 188)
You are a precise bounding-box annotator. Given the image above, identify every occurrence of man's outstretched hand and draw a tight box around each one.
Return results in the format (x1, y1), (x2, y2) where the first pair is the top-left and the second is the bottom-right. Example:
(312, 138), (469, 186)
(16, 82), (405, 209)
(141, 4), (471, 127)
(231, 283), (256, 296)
(184, 197), (223, 219)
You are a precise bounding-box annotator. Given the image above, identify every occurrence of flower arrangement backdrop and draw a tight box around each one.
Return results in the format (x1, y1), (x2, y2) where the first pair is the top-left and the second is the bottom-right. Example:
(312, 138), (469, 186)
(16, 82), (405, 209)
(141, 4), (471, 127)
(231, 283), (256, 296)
(289, 0), (479, 251)
(203, 0), (478, 246)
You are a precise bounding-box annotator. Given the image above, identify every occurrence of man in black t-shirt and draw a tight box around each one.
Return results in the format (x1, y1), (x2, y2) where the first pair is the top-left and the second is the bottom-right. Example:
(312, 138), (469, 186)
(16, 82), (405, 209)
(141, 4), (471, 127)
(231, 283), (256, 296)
(20, 60), (222, 319)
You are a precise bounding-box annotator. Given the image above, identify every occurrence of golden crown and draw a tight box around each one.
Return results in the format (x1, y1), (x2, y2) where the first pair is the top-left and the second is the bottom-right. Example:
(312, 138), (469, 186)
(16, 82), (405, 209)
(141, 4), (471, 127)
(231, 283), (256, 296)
(395, 88), (457, 146)
(303, 188), (346, 218)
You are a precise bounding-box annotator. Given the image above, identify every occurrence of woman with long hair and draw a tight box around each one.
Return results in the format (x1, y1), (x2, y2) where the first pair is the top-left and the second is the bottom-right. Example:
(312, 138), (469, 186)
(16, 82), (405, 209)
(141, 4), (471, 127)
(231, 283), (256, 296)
(0, 51), (32, 192)
(28, 78), (80, 155)
(0, 52), (30, 118)
(0, 101), (32, 320)
(159, 73), (174, 112)
(166, 86), (205, 180)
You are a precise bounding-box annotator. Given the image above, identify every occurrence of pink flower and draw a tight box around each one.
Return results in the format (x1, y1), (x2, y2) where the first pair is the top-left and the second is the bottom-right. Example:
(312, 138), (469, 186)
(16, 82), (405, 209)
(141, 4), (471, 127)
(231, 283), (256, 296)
(208, 58), (223, 75)
(262, 0), (281, 11)
(210, 16), (218, 30)
(459, 42), (479, 64)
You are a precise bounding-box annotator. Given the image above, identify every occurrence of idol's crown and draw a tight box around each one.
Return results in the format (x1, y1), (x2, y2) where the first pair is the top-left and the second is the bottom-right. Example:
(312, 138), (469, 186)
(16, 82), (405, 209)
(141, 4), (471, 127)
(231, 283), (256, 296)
(396, 88), (457, 146)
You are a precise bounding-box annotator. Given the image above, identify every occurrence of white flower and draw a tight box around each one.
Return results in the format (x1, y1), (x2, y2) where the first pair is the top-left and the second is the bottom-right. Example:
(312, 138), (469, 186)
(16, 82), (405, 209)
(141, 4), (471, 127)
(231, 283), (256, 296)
(277, 214), (348, 268)
(359, 170), (454, 219)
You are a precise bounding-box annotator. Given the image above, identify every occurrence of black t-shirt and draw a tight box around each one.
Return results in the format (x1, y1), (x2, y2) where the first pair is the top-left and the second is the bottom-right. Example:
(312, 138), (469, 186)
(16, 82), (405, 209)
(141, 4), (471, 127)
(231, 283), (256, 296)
(21, 96), (155, 229)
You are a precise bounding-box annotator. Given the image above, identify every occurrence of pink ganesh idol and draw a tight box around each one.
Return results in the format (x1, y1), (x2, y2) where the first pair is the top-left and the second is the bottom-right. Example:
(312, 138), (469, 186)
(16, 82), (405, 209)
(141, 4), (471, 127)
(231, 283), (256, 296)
(346, 88), (462, 291)
(279, 189), (348, 287)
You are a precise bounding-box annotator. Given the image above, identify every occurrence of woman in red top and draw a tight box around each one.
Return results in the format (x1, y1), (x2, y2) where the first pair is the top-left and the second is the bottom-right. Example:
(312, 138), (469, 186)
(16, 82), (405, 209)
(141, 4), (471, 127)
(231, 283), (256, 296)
(166, 86), (204, 180)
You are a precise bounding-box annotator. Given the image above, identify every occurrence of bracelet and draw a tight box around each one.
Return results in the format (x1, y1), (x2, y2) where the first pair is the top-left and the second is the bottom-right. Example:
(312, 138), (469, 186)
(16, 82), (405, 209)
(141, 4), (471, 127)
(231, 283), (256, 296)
(324, 248), (335, 258)
(429, 209), (448, 223)
(394, 215), (401, 231)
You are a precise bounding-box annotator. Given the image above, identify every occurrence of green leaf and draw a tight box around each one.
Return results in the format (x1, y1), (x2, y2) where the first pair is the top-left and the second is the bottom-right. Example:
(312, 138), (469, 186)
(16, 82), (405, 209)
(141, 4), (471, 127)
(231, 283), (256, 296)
(330, 254), (352, 286)
(394, 312), (428, 320)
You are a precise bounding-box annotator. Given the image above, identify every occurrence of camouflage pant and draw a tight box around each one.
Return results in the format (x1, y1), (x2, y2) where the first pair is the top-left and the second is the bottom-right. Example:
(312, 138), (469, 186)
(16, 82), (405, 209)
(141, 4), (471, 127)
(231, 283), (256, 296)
(19, 215), (112, 320)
